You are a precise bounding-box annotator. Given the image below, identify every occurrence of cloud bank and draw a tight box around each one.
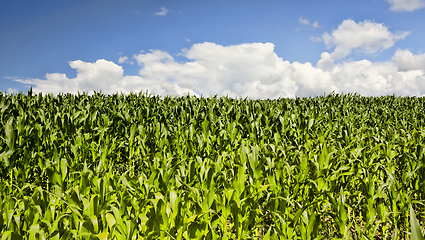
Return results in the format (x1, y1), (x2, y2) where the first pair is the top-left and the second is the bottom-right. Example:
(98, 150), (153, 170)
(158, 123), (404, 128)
(13, 19), (425, 99)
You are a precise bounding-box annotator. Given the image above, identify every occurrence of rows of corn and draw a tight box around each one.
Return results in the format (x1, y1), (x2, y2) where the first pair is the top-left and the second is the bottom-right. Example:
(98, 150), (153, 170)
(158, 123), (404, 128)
(0, 90), (424, 239)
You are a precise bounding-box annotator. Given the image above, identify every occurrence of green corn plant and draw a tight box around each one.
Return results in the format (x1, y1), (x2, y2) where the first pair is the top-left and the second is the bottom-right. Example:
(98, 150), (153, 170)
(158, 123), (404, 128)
(1, 91), (425, 238)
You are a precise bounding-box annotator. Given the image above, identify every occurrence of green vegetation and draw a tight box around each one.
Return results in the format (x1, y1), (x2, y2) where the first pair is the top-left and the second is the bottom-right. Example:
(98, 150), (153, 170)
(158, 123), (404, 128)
(0, 90), (424, 239)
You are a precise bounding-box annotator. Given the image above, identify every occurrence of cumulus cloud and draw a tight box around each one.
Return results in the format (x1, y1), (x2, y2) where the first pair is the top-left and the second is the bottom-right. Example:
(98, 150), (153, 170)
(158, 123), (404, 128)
(155, 7), (169, 16)
(14, 42), (425, 98)
(386, 0), (425, 11)
(133, 49), (174, 66)
(118, 56), (128, 64)
(15, 60), (121, 94)
(392, 49), (425, 71)
(323, 19), (410, 59)
(133, 42), (298, 98)
(14, 58), (196, 96)
(317, 51), (425, 96)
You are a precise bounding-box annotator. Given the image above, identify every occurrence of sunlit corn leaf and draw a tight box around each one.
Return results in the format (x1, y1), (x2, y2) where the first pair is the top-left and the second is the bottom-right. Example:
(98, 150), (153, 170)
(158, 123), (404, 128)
(410, 204), (424, 240)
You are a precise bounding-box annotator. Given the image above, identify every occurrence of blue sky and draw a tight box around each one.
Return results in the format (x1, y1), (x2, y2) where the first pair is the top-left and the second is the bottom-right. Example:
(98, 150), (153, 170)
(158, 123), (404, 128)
(1, 0), (425, 98)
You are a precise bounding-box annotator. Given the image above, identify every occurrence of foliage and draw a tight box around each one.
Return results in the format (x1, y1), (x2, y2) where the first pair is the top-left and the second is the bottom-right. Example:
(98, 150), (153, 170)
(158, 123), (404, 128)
(0, 90), (424, 239)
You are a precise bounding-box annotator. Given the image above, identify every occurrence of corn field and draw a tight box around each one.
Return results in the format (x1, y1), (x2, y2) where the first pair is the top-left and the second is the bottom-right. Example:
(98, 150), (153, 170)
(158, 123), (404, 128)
(0, 90), (424, 239)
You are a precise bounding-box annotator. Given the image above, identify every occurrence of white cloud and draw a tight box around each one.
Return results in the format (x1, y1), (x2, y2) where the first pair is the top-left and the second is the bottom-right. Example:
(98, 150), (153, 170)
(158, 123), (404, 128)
(310, 36), (323, 42)
(14, 58), (196, 96)
(6, 88), (18, 94)
(136, 42), (297, 98)
(133, 49), (174, 66)
(323, 19), (410, 59)
(14, 42), (425, 98)
(118, 56), (128, 64)
(299, 17), (322, 28)
(299, 17), (310, 25)
(118, 56), (133, 65)
(392, 49), (425, 71)
(290, 61), (337, 97)
(311, 21), (320, 29)
(315, 51), (425, 96)
(155, 7), (169, 16)
(15, 60), (124, 95)
(386, 0), (425, 11)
